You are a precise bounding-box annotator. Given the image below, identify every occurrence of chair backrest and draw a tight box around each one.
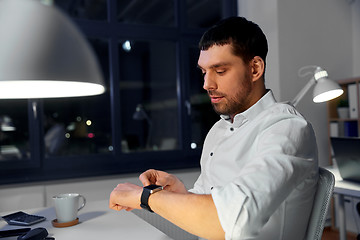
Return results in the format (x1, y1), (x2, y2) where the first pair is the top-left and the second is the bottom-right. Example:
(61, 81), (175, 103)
(305, 167), (335, 240)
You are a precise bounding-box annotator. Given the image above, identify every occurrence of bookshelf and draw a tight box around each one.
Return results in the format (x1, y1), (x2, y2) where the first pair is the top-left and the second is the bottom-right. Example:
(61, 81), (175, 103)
(327, 77), (360, 163)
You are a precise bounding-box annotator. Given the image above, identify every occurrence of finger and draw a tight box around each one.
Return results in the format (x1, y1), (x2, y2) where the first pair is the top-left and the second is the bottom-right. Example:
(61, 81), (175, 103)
(155, 174), (172, 187)
(109, 192), (123, 211)
(139, 173), (151, 186)
(109, 203), (123, 211)
(139, 169), (156, 186)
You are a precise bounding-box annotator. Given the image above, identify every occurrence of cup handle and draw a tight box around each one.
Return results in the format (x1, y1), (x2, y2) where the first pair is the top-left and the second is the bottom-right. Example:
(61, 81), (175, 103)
(78, 195), (86, 211)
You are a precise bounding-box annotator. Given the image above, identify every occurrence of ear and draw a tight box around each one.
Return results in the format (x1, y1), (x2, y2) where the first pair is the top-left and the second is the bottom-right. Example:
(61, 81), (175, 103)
(250, 56), (265, 82)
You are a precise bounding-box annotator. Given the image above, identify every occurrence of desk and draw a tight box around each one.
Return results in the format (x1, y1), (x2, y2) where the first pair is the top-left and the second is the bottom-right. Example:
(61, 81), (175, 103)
(0, 200), (172, 240)
(327, 167), (360, 240)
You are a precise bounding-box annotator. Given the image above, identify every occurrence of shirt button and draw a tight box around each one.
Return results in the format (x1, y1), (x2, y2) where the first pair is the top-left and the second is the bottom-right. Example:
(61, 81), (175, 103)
(210, 152), (213, 156)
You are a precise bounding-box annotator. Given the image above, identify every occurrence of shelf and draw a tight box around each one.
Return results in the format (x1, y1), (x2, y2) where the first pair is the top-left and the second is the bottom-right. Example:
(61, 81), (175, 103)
(337, 76), (360, 85)
(330, 118), (359, 122)
(328, 77), (360, 163)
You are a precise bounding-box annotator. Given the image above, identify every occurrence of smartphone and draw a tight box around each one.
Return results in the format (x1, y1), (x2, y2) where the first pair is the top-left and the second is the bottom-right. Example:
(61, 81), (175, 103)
(2, 211), (46, 226)
(0, 228), (31, 237)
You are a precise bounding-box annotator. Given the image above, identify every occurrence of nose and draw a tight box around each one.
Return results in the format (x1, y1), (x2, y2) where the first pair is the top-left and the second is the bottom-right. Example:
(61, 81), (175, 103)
(203, 72), (217, 91)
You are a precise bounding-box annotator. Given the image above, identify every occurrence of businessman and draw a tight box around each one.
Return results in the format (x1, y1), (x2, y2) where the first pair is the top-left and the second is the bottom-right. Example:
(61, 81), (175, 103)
(109, 16), (318, 240)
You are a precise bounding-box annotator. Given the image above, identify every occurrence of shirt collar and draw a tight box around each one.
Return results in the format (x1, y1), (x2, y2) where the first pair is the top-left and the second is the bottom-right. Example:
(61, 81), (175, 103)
(220, 90), (277, 127)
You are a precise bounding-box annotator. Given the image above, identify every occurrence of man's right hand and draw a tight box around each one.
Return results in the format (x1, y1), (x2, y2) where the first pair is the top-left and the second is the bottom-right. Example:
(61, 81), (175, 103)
(139, 169), (188, 194)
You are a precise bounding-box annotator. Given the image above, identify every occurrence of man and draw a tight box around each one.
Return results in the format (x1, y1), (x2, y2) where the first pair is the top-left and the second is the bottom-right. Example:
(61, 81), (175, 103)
(109, 17), (318, 240)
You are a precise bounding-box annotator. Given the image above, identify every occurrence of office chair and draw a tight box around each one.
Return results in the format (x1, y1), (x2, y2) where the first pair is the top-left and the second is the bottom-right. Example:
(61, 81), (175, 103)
(305, 167), (335, 240)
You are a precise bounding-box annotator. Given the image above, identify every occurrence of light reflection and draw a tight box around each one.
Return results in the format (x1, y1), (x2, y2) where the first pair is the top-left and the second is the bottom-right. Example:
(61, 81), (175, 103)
(0, 81), (105, 99)
(122, 40), (131, 52)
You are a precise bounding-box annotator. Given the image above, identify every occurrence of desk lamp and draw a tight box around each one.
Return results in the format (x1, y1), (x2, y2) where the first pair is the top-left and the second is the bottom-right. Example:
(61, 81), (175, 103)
(133, 104), (152, 126)
(0, 0), (105, 99)
(291, 66), (343, 107)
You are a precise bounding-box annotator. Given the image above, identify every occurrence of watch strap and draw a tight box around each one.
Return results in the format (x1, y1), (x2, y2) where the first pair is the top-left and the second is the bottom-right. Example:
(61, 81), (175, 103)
(140, 185), (163, 212)
(140, 187), (153, 212)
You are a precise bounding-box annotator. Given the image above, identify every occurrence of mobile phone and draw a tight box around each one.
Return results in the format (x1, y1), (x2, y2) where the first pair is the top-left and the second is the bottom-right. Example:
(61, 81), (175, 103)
(0, 228), (31, 237)
(2, 211), (46, 226)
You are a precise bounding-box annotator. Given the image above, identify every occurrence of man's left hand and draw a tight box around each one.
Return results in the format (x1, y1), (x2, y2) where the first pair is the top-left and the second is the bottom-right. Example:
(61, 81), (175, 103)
(109, 182), (142, 211)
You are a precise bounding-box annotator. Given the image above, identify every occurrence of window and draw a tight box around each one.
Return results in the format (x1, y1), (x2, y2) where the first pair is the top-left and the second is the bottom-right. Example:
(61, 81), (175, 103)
(56, 0), (108, 21)
(43, 38), (111, 157)
(0, 100), (30, 162)
(187, 45), (219, 149)
(0, 0), (237, 184)
(117, 0), (175, 26)
(187, 0), (228, 28)
(118, 40), (179, 152)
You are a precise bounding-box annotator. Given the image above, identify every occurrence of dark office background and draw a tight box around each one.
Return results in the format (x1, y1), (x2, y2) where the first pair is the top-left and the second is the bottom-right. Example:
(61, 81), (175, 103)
(0, 0), (237, 184)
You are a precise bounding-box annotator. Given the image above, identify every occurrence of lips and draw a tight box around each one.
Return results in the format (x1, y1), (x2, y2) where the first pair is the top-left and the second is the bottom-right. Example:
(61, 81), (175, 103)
(209, 95), (224, 103)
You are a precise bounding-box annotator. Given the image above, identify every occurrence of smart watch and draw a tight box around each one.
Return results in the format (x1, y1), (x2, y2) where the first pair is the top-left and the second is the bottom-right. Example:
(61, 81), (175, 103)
(140, 184), (163, 212)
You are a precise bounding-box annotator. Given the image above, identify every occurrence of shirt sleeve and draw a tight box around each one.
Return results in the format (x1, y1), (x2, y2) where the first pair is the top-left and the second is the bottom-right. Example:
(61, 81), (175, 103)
(188, 172), (206, 194)
(211, 116), (318, 239)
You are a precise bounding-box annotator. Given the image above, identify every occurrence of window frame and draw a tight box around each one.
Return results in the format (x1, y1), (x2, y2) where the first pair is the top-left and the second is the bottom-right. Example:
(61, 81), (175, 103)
(0, 0), (237, 185)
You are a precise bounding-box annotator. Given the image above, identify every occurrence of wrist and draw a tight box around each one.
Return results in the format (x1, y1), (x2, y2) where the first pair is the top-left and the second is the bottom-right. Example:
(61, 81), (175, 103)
(140, 185), (163, 212)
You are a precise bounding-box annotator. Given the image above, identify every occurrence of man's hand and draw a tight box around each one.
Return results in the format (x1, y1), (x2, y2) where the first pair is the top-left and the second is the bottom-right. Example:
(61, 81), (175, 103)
(139, 169), (188, 194)
(109, 182), (142, 211)
(109, 172), (225, 239)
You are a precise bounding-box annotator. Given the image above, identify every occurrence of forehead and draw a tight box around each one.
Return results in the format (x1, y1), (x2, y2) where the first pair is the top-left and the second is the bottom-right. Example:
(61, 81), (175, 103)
(197, 44), (243, 68)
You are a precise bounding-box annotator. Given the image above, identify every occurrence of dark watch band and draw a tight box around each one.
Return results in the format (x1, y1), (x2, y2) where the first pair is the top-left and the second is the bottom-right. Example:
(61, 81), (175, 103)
(140, 185), (163, 212)
(140, 188), (152, 212)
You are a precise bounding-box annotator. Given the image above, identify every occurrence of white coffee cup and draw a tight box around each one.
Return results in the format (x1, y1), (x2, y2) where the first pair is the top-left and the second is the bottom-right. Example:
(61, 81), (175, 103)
(53, 193), (86, 223)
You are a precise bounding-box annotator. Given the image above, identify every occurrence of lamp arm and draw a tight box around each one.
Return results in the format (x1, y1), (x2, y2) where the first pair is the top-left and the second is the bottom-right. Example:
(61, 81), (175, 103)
(291, 77), (316, 107)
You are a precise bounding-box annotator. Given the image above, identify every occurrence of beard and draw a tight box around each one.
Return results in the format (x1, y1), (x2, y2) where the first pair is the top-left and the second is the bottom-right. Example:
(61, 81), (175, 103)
(209, 73), (253, 116)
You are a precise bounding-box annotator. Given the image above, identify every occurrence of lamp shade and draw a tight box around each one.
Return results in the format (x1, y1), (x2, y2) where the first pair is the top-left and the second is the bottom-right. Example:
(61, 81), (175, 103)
(291, 66), (343, 107)
(311, 67), (343, 103)
(133, 104), (151, 123)
(0, 0), (105, 98)
(313, 77), (344, 103)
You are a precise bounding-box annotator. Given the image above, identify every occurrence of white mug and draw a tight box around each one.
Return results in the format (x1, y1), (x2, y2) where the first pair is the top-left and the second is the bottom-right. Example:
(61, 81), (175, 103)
(53, 193), (86, 223)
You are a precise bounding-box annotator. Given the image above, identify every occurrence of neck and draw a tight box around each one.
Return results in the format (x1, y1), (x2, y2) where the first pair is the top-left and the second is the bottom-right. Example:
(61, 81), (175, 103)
(229, 86), (267, 122)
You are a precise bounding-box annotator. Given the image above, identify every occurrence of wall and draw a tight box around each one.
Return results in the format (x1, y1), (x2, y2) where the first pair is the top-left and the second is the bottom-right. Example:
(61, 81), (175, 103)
(238, 0), (355, 166)
(238, 0), (281, 100)
(353, 0), (360, 77)
(0, 169), (200, 212)
(0, 173), (139, 212)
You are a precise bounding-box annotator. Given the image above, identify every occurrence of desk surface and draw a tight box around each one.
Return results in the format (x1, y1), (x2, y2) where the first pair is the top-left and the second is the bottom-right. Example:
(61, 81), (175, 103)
(326, 166), (360, 197)
(0, 200), (172, 240)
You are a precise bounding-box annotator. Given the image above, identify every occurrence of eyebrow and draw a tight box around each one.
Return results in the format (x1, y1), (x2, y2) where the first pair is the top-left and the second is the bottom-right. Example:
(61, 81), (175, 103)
(197, 62), (231, 71)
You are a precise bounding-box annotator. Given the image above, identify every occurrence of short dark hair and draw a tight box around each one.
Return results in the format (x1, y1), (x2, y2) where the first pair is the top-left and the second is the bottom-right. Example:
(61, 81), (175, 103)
(199, 17), (268, 66)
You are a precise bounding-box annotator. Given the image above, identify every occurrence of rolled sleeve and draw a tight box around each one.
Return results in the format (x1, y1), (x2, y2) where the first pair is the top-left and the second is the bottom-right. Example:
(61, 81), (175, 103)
(212, 183), (248, 239)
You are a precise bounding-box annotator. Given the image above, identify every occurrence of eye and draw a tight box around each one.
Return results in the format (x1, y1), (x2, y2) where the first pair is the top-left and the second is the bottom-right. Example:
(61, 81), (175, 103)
(216, 69), (226, 75)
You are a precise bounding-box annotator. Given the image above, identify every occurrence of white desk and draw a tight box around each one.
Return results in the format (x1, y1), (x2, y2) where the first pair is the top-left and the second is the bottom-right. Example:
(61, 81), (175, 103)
(327, 167), (360, 240)
(0, 200), (172, 240)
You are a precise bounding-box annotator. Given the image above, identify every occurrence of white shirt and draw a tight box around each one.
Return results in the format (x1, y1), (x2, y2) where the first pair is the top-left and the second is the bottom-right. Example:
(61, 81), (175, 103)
(190, 90), (318, 240)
